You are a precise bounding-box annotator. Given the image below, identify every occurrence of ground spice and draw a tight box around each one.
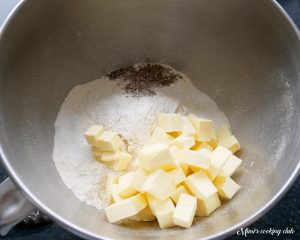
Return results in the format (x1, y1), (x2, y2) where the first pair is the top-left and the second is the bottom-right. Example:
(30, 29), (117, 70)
(108, 64), (181, 96)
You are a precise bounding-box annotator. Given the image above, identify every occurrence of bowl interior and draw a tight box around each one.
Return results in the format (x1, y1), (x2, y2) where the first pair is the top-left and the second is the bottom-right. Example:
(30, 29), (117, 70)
(0, 0), (300, 239)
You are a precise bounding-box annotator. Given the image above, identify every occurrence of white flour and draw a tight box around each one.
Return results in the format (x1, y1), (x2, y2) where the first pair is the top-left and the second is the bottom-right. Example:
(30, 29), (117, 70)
(53, 64), (229, 210)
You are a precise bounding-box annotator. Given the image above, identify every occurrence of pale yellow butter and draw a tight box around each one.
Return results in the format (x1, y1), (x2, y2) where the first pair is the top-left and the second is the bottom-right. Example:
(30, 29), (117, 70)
(153, 198), (175, 229)
(219, 135), (241, 153)
(130, 168), (148, 192)
(113, 152), (132, 171)
(213, 176), (241, 199)
(170, 185), (190, 203)
(188, 115), (213, 142)
(91, 146), (102, 155)
(195, 192), (221, 216)
(168, 167), (186, 185)
(109, 184), (124, 203)
(131, 206), (156, 221)
(106, 174), (122, 204)
(93, 153), (102, 162)
(145, 127), (174, 147)
(158, 113), (182, 133)
(185, 171), (220, 216)
(143, 169), (175, 201)
(216, 125), (231, 142)
(173, 194), (197, 228)
(191, 141), (214, 151)
(205, 146), (232, 180)
(169, 135), (195, 150)
(118, 172), (139, 198)
(85, 125), (104, 146)
(105, 193), (147, 223)
(181, 149), (211, 170)
(219, 154), (242, 177)
(181, 116), (197, 137)
(101, 151), (122, 163)
(97, 131), (122, 151)
(138, 144), (177, 171)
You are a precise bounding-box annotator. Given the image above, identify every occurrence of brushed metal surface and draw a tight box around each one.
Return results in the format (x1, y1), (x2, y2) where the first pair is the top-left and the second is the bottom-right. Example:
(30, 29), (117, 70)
(0, 0), (299, 239)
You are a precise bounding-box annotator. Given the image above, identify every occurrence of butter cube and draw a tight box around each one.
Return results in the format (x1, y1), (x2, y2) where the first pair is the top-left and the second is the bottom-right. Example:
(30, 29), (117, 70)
(207, 129), (218, 149)
(170, 185), (190, 203)
(130, 168), (148, 192)
(145, 194), (158, 215)
(105, 193), (147, 223)
(113, 152), (132, 171)
(91, 146), (102, 155)
(138, 144), (177, 171)
(131, 206), (156, 221)
(143, 169), (175, 201)
(97, 131), (122, 151)
(185, 171), (220, 216)
(205, 146), (231, 180)
(188, 115), (213, 142)
(153, 198), (175, 229)
(180, 164), (192, 176)
(213, 176), (241, 199)
(219, 135), (241, 153)
(101, 151), (122, 163)
(106, 174), (122, 204)
(168, 167), (186, 185)
(181, 116), (197, 137)
(93, 153), (102, 162)
(219, 154), (242, 177)
(216, 125), (231, 142)
(85, 125), (104, 146)
(145, 127), (174, 147)
(181, 149), (211, 170)
(158, 113), (182, 133)
(173, 194), (197, 228)
(195, 192), (221, 216)
(191, 141), (214, 151)
(109, 184), (124, 203)
(169, 136), (195, 150)
(118, 172), (139, 198)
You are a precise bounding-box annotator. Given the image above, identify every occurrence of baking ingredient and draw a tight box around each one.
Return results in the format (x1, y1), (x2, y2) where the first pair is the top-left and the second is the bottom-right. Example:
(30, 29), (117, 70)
(144, 127), (174, 147)
(97, 131), (123, 151)
(213, 176), (241, 199)
(219, 154), (242, 177)
(138, 144), (177, 171)
(105, 193), (147, 223)
(219, 135), (241, 153)
(167, 167), (186, 186)
(216, 125), (232, 142)
(169, 135), (195, 150)
(181, 149), (211, 170)
(185, 171), (221, 216)
(108, 64), (180, 96)
(188, 115), (213, 142)
(205, 146), (232, 180)
(153, 198), (176, 229)
(170, 185), (190, 203)
(158, 113), (182, 133)
(84, 125), (105, 146)
(53, 63), (234, 219)
(118, 172), (139, 198)
(143, 169), (175, 201)
(173, 194), (197, 228)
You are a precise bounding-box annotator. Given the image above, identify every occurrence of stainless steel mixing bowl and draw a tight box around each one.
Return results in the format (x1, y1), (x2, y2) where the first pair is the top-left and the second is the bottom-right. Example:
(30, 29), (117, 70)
(0, 0), (299, 239)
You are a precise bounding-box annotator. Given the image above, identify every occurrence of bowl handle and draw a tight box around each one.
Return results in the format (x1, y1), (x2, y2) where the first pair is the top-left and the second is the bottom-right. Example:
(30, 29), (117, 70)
(0, 178), (35, 236)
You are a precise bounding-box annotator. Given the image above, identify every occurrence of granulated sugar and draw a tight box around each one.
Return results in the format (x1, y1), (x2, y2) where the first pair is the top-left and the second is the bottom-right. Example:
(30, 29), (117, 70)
(53, 64), (229, 210)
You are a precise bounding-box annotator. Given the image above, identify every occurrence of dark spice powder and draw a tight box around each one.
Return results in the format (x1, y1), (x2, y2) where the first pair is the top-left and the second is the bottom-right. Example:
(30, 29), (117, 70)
(107, 64), (181, 96)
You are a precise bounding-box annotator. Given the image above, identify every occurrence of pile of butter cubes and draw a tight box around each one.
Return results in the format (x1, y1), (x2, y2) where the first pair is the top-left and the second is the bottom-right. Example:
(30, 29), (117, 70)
(84, 125), (133, 171)
(85, 113), (242, 229)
